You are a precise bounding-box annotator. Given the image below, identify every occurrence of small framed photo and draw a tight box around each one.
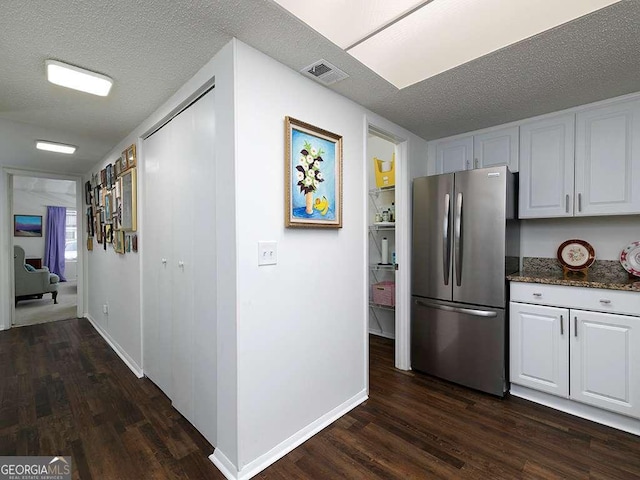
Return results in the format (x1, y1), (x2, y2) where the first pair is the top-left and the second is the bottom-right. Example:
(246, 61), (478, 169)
(100, 168), (107, 187)
(87, 237), (94, 251)
(132, 234), (138, 252)
(285, 116), (342, 228)
(123, 144), (136, 170)
(95, 214), (103, 244)
(114, 158), (122, 178)
(14, 215), (42, 237)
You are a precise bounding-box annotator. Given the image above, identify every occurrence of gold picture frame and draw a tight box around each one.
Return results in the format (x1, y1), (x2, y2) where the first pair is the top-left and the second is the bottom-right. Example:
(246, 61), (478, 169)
(120, 168), (137, 231)
(285, 117), (342, 228)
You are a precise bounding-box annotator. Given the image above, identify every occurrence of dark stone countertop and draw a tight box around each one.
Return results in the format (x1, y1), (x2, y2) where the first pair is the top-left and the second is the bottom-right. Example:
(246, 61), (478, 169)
(507, 270), (640, 292)
(507, 257), (640, 292)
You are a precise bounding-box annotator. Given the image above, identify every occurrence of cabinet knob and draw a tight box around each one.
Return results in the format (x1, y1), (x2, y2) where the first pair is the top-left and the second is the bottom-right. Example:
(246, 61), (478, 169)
(533, 293), (542, 297)
(599, 299), (611, 305)
(178, 261), (185, 268)
(161, 258), (167, 265)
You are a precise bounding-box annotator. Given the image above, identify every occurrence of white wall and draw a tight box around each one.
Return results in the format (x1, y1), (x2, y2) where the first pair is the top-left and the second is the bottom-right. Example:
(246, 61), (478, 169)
(229, 40), (429, 475)
(13, 184), (78, 280)
(13, 188), (74, 256)
(521, 216), (640, 261)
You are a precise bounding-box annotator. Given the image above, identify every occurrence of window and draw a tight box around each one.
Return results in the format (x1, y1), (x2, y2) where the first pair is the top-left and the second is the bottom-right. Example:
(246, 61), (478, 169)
(65, 210), (77, 260)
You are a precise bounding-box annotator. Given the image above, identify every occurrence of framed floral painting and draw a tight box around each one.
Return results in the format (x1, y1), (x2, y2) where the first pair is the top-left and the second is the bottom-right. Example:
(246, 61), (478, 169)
(285, 117), (342, 228)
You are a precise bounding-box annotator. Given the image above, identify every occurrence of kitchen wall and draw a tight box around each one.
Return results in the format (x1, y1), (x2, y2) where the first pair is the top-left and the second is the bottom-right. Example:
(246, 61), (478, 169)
(522, 216), (640, 261)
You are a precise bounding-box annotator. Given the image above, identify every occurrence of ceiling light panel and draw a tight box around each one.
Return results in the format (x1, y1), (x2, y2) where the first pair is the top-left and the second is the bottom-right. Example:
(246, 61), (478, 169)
(347, 0), (621, 89)
(46, 60), (113, 96)
(36, 141), (77, 155)
(272, 0), (427, 49)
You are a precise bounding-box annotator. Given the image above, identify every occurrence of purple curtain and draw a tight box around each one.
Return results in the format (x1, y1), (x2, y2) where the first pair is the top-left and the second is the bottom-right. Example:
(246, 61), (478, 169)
(44, 206), (67, 281)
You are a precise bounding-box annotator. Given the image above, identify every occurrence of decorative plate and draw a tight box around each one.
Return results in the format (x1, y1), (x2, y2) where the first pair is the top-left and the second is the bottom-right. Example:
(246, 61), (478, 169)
(557, 239), (595, 271)
(620, 241), (640, 277)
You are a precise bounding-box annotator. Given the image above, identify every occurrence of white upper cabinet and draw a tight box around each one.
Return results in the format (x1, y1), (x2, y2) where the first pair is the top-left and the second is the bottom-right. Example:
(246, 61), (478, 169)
(435, 135), (473, 173)
(519, 114), (575, 218)
(575, 100), (640, 216)
(473, 126), (519, 172)
(434, 126), (518, 175)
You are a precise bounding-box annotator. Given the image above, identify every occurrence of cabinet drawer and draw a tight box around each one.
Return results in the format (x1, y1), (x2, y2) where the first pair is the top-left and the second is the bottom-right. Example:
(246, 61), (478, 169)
(510, 282), (640, 316)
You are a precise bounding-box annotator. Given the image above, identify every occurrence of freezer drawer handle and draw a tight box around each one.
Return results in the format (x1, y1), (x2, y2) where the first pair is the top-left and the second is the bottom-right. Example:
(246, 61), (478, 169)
(415, 300), (497, 318)
(443, 193), (451, 285)
(454, 192), (463, 287)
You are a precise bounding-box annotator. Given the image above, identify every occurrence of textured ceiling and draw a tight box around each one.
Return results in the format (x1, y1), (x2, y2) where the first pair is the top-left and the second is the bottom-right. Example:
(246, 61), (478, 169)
(1, 0), (639, 174)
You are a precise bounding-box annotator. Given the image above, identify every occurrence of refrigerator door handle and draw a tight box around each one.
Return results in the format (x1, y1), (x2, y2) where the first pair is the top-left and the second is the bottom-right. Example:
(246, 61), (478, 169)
(454, 192), (463, 286)
(415, 299), (498, 318)
(443, 193), (451, 285)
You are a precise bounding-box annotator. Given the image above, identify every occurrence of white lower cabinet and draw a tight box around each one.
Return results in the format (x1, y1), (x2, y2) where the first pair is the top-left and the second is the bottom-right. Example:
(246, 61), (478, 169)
(510, 283), (640, 421)
(510, 303), (569, 397)
(571, 310), (640, 417)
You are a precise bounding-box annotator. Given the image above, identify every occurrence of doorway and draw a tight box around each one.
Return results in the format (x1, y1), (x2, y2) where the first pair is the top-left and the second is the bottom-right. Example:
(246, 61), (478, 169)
(11, 175), (80, 327)
(366, 123), (410, 371)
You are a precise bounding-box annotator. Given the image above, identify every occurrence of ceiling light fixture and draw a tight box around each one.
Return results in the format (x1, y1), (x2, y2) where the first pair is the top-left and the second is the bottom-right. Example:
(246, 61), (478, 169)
(275, 0), (621, 90)
(36, 140), (77, 155)
(46, 60), (113, 96)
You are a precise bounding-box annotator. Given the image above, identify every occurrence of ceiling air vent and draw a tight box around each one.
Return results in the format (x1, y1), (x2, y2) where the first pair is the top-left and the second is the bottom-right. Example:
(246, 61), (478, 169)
(300, 59), (349, 85)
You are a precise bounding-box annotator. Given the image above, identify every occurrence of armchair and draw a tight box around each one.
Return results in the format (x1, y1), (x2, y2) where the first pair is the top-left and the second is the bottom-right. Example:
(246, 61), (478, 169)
(14, 246), (59, 305)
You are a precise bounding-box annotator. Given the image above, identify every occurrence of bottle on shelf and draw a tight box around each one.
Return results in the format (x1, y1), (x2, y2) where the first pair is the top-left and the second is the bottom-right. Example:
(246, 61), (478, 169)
(390, 202), (395, 222)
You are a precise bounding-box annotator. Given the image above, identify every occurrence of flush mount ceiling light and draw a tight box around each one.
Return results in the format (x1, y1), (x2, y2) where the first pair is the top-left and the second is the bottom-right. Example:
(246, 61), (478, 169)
(46, 60), (113, 96)
(36, 140), (77, 155)
(275, 0), (621, 89)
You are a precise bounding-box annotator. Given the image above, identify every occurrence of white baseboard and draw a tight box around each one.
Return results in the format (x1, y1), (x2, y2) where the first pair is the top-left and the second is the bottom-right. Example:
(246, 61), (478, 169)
(210, 389), (368, 480)
(86, 314), (144, 378)
(510, 384), (640, 436)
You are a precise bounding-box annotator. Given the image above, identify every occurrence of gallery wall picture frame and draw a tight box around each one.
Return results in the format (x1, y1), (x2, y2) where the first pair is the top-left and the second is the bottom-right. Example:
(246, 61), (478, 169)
(14, 215), (43, 237)
(285, 116), (343, 228)
(121, 144), (136, 171)
(115, 230), (125, 254)
(85, 181), (92, 205)
(114, 158), (122, 178)
(132, 234), (138, 252)
(100, 168), (107, 187)
(87, 237), (93, 251)
(120, 168), (137, 231)
(93, 186), (101, 208)
(104, 192), (112, 219)
(95, 214), (103, 243)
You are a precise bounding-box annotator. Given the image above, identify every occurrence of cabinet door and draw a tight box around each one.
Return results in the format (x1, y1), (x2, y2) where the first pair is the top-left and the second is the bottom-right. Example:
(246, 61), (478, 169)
(473, 126), (519, 172)
(510, 302), (569, 397)
(435, 136), (473, 174)
(570, 310), (640, 418)
(575, 100), (640, 216)
(519, 115), (575, 218)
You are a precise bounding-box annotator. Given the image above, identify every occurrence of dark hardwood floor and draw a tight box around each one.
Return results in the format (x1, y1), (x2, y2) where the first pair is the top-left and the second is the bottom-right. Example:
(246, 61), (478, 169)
(1, 319), (639, 479)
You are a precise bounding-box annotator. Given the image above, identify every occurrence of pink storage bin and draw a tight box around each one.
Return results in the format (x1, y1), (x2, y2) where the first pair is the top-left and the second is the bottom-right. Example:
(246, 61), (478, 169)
(372, 281), (395, 306)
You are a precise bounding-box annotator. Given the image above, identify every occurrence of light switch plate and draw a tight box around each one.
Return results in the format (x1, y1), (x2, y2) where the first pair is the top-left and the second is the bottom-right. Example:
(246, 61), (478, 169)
(258, 241), (277, 266)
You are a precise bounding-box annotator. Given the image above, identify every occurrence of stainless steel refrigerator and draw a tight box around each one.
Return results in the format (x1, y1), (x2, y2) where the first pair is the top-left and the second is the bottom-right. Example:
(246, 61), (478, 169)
(411, 165), (520, 396)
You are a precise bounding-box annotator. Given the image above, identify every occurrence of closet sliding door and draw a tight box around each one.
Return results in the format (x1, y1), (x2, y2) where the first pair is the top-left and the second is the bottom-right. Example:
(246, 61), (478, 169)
(142, 87), (217, 445)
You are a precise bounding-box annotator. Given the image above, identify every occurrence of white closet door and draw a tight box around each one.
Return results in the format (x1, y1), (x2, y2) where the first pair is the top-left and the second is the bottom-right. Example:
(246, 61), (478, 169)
(143, 120), (174, 398)
(189, 90), (218, 445)
(170, 102), (196, 424)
